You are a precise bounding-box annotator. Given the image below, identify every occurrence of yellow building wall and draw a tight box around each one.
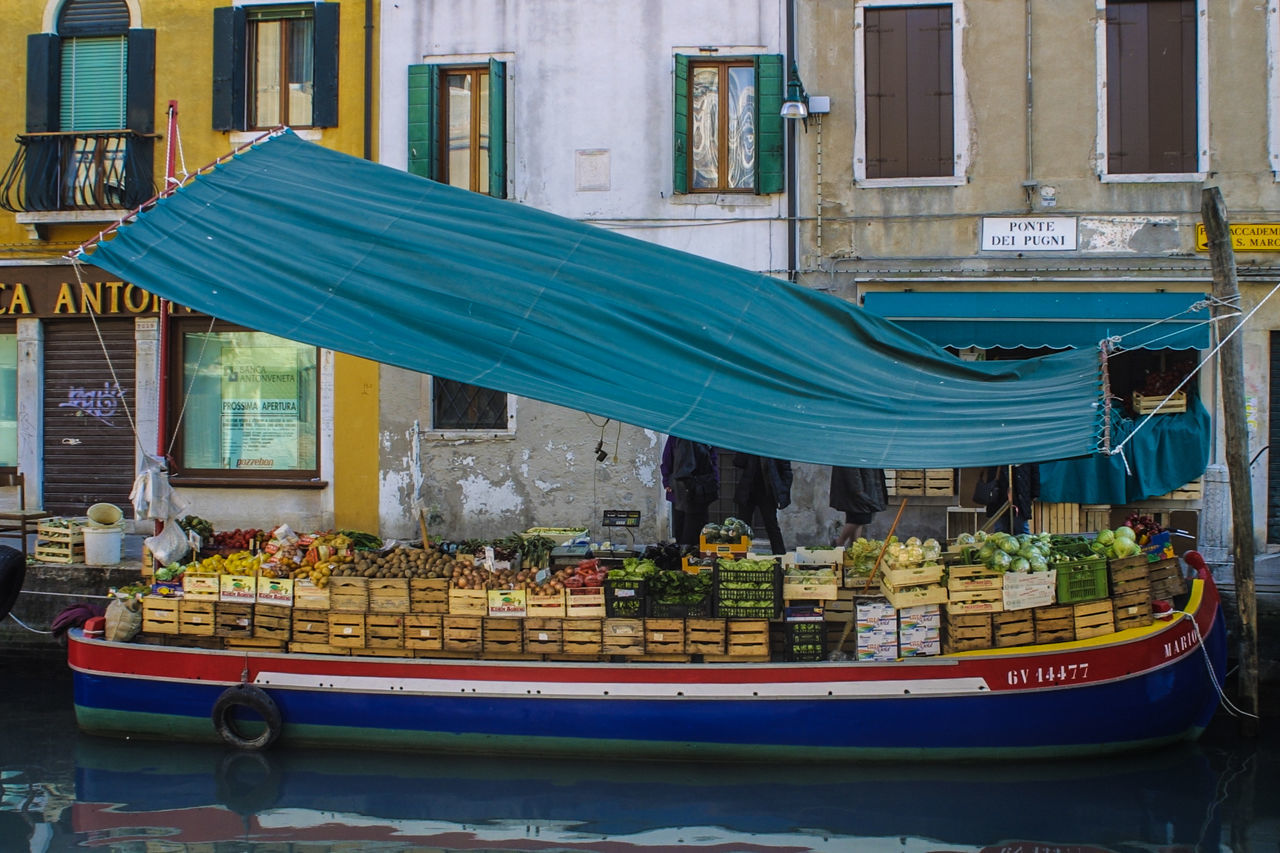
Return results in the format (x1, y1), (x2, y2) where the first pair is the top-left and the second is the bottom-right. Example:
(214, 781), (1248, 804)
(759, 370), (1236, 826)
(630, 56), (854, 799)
(1, 1), (380, 532)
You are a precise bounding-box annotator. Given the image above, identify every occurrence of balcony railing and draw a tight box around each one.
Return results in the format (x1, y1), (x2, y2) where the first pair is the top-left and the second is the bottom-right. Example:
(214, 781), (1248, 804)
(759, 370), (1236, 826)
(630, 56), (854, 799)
(1, 130), (156, 214)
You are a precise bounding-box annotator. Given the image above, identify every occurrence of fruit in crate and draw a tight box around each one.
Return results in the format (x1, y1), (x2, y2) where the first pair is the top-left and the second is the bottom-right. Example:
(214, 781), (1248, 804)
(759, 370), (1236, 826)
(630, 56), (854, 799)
(1089, 526), (1145, 559)
(975, 532), (1052, 573)
(700, 517), (753, 543)
(210, 528), (269, 552)
(188, 550), (262, 576)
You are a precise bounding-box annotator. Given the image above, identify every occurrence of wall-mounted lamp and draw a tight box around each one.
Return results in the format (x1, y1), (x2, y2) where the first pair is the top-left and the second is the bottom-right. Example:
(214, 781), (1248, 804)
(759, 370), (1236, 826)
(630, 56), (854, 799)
(780, 63), (809, 121)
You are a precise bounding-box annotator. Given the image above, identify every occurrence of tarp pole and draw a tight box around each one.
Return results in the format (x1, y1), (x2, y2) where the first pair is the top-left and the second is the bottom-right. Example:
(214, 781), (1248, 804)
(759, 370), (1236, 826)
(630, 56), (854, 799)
(155, 100), (179, 536)
(1201, 186), (1260, 733)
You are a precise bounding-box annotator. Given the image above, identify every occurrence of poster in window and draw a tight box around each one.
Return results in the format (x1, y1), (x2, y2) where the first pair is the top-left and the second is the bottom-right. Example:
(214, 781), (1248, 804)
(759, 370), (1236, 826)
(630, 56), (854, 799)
(220, 347), (301, 470)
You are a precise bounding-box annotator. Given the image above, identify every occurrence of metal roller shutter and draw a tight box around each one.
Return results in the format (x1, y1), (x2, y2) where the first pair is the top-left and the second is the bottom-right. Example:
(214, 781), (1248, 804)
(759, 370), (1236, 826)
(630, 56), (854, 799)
(42, 320), (137, 517)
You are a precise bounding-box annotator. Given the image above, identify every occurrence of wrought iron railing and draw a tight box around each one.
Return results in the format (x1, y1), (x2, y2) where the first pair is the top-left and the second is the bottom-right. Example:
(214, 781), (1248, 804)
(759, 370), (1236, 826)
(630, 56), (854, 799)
(0, 130), (156, 214)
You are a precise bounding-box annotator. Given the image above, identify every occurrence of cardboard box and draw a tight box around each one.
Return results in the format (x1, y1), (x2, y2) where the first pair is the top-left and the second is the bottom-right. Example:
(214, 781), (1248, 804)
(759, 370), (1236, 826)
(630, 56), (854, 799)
(219, 573), (257, 604)
(256, 576), (294, 607)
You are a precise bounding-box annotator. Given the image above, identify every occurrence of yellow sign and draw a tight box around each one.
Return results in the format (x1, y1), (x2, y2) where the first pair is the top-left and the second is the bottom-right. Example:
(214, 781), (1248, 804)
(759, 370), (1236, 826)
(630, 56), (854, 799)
(1195, 223), (1280, 252)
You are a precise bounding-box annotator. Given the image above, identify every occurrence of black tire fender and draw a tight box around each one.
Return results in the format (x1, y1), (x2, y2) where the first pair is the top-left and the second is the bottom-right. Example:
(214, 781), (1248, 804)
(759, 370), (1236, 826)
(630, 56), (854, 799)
(211, 683), (282, 750)
(0, 546), (26, 625)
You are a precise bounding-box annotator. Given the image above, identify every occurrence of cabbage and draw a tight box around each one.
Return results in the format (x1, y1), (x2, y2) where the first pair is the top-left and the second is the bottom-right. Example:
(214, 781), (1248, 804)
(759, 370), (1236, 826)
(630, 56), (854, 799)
(1010, 557), (1030, 573)
(1000, 537), (1021, 555)
(1114, 525), (1136, 542)
(990, 550), (1012, 570)
(1095, 529), (1115, 546)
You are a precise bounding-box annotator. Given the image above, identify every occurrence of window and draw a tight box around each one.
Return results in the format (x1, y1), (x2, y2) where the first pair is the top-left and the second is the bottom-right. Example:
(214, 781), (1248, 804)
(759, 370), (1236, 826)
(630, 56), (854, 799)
(407, 59), (508, 198)
(1101, 0), (1202, 177)
(23, 0), (155, 210)
(431, 378), (509, 432)
(854, 2), (966, 184)
(248, 7), (314, 128)
(0, 333), (16, 467)
(212, 3), (339, 131)
(672, 54), (783, 194)
(170, 321), (319, 480)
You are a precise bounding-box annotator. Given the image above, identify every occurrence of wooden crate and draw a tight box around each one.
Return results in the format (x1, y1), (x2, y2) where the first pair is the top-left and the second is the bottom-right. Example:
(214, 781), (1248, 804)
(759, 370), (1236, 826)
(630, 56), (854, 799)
(37, 520), (85, 543)
(566, 587), (606, 618)
(561, 618), (603, 655)
(404, 613), (444, 650)
(527, 590), (567, 618)
(443, 615), (483, 652)
(1132, 390), (1186, 415)
(141, 596), (180, 635)
(947, 564), (1002, 591)
(357, 647), (414, 658)
(644, 618), (686, 655)
(1109, 556), (1151, 596)
(408, 577), (449, 613)
(879, 581), (948, 609)
(328, 612), (366, 648)
(686, 617), (727, 654)
(1033, 604), (1076, 645)
(603, 618), (646, 656)
(365, 613), (405, 649)
(214, 603), (254, 638)
(483, 618), (524, 655)
(292, 580), (331, 610)
(1148, 558), (1187, 600)
(330, 576), (370, 612)
(1159, 478), (1203, 501)
(524, 618), (563, 654)
(1033, 501), (1080, 535)
(1073, 599), (1115, 640)
(368, 577), (410, 613)
(253, 603), (292, 642)
(1081, 505), (1111, 533)
(888, 468), (954, 497)
(225, 637), (286, 652)
(712, 619), (770, 660)
(34, 541), (86, 564)
(288, 642), (350, 655)
(882, 564), (945, 588)
(178, 599), (216, 636)
(291, 609), (330, 645)
(822, 588), (856, 621)
(448, 588), (488, 616)
(993, 610), (1034, 648)
(942, 611), (992, 652)
(1113, 590), (1154, 630)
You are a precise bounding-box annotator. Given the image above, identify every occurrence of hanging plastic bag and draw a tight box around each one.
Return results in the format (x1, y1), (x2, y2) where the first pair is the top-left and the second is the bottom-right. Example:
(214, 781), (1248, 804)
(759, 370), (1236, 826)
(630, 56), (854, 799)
(104, 596), (142, 643)
(146, 517), (192, 566)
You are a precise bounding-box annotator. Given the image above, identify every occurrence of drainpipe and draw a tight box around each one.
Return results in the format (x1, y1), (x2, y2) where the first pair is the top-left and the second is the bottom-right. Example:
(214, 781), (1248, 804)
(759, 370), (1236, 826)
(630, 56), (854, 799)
(786, 0), (798, 281)
(1022, 0), (1036, 209)
(364, 0), (374, 161)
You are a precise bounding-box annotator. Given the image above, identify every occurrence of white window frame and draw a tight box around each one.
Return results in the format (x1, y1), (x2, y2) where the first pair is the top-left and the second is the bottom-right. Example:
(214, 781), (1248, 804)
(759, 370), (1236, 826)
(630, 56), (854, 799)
(422, 375), (517, 440)
(1269, 1), (1280, 178)
(1095, 0), (1209, 183)
(852, 0), (970, 187)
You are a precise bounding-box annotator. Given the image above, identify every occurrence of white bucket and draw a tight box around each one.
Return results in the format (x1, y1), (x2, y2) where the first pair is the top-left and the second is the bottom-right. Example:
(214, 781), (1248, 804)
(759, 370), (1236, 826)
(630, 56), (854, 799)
(83, 525), (124, 566)
(87, 503), (124, 527)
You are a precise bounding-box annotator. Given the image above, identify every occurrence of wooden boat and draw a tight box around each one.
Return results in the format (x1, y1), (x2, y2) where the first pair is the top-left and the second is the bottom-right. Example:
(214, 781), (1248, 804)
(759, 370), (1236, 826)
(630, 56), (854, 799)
(66, 558), (1226, 761)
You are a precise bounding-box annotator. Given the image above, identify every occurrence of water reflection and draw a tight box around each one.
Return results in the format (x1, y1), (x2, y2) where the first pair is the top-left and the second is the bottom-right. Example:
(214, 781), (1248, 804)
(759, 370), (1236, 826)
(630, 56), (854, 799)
(1, 653), (1276, 852)
(0, 733), (1257, 852)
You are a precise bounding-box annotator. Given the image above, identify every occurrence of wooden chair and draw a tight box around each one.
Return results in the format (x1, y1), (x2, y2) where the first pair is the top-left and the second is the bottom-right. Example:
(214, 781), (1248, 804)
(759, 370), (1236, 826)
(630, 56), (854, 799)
(0, 468), (53, 561)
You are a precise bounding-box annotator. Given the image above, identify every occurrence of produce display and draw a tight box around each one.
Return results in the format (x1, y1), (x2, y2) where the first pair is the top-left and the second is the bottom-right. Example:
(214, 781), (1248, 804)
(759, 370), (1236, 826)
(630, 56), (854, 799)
(123, 513), (1183, 664)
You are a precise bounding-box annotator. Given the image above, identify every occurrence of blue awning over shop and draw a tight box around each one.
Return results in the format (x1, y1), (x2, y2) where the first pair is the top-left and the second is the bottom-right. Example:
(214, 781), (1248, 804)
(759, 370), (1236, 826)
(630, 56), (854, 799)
(861, 291), (1210, 350)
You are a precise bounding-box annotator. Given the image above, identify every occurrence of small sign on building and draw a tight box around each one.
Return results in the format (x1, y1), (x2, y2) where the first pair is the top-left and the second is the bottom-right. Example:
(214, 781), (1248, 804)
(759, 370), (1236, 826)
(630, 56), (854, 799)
(981, 217), (1077, 252)
(1195, 223), (1280, 252)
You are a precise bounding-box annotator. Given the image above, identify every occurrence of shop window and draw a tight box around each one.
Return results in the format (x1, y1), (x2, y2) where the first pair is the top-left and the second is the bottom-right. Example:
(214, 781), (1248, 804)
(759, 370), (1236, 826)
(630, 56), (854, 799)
(1101, 0), (1203, 178)
(431, 378), (509, 432)
(407, 59), (507, 198)
(169, 321), (319, 480)
(672, 54), (783, 194)
(0, 333), (16, 467)
(212, 3), (339, 131)
(855, 2), (966, 184)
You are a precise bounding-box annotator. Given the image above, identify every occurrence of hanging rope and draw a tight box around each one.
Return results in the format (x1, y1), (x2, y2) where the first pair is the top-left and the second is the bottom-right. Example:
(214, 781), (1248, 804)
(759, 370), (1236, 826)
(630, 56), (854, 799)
(4, 612), (54, 634)
(1108, 281), (1280, 458)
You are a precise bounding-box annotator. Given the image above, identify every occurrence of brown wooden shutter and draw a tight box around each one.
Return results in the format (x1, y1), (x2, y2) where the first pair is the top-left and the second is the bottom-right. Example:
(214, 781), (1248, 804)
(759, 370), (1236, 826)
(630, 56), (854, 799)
(1107, 0), (1196, 174)
(865, 6), (953, 179)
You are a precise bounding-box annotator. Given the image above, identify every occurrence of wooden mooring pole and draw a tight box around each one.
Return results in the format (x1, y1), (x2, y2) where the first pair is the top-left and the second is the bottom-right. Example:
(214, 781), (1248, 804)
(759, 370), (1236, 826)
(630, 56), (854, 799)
(1200, 186), (1260, 733)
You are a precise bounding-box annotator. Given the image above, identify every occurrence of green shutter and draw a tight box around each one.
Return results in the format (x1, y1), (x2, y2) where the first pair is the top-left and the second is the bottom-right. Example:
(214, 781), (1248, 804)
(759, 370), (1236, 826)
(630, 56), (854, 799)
(211, 6), (247, 131)
(488, 58), (506, 199)
(755, 54), (784, 194)
(60, 36), (127, 131)
(672, 54), (689, 194)
(312, 2), (340, 127)
(407, 64), (439, 180)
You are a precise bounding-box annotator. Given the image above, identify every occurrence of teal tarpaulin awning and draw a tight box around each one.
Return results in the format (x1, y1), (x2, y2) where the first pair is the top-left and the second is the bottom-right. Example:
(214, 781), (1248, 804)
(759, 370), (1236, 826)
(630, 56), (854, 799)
(1040, 397), (1212, 504)
(80, 130), (1110, 469)
(862, 291), (1210, 350)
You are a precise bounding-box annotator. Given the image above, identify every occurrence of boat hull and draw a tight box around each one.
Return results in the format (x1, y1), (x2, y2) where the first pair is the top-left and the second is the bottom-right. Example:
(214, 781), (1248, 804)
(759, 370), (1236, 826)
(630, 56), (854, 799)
(69, 577), (1226, 761)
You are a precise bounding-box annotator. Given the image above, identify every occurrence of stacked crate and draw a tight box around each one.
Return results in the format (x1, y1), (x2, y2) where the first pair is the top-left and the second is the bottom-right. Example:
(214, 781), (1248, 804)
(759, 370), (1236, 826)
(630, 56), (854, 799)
(887, 468), (954, 497)
(34, 519), (86, 564)
(1108, 554), (1154, 630)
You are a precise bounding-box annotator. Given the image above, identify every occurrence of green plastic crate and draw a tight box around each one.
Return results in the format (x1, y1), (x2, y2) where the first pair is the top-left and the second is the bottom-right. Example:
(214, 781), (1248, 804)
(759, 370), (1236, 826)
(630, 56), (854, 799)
(1055, 557), (1109, 604)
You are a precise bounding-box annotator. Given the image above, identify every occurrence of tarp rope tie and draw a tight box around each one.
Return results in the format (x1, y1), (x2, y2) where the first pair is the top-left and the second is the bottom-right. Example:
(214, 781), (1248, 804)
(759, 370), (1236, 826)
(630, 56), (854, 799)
(4, 611), (54, 634)
(1110, 281), (1280, 457)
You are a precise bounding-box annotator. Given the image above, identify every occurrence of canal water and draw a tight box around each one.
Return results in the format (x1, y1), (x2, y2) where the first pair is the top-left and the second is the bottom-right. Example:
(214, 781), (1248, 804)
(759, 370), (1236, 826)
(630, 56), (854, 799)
(2, 650), (1277, 853)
